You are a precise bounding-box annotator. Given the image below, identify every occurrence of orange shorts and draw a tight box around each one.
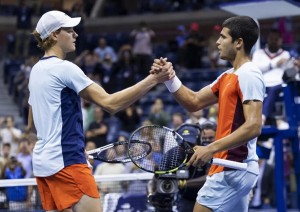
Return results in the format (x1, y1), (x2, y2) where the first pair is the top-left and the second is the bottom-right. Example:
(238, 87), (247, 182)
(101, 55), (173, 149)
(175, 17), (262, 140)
(36, 164), (99, 211)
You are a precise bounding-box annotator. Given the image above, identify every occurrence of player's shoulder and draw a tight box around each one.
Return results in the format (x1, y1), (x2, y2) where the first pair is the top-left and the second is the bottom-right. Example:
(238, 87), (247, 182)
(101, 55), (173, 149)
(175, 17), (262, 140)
(60, 60), (79, 68)
(236, 62), (263, 81)
(57, 60), (83, 75)
(239, 62), (261, 75)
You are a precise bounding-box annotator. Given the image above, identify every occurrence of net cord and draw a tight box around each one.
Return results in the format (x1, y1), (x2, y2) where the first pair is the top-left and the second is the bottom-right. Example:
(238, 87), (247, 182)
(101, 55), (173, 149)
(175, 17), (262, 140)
(0, 173), (154, 187)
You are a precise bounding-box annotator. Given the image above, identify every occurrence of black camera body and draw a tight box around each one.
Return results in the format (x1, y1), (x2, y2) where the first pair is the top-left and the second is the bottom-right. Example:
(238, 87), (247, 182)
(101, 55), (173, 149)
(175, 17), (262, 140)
(148, 169), (189, 210)
(156, 169), (189, 194)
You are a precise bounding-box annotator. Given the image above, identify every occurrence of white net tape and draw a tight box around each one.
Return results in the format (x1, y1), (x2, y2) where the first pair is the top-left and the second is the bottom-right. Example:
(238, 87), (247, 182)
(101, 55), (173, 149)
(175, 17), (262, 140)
(0, 173), (154, 212)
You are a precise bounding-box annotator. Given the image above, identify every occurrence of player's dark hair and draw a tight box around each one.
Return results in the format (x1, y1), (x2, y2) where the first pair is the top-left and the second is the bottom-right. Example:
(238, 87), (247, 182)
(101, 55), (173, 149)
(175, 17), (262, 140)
(222, 16), (259, 54)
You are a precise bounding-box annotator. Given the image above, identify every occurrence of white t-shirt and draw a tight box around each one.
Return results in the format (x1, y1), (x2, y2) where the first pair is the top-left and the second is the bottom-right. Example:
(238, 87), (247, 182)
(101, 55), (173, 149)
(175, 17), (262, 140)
(28, 56), (93, 177)
(252, 48), (290, 87)
(0, 127), (22, 154)
(209, 62), (265, 175)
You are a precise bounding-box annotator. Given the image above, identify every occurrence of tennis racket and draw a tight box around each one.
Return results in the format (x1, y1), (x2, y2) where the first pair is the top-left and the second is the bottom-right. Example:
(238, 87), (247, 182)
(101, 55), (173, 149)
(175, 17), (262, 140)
(127, 125), (247, 174)
(87, 140), (152, 163)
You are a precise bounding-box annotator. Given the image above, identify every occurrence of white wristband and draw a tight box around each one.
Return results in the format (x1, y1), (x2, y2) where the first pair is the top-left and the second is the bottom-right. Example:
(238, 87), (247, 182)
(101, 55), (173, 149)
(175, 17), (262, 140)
(164, 76), (182, 93)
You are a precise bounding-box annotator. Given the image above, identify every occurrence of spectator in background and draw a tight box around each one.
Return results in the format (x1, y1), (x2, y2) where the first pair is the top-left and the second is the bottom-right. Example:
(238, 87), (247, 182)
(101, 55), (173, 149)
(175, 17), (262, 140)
(131, 21), (155, 80)
(116, 104), (142, 134)
(0, 116), (5, 129)
(0, 143), (11, 177)
(185, 110), (207, 125)
(148, 98), (171, 126)
(94, 37), (118, 63)
(0, 116), (22, 154)
(14, 0), (32, 58)
(98, 53), (116, 93)
(16, 138), (32, 178)
(85, 106), (109, 148)
(179, 22), (205, 69)
(170, 111), (185, 129)
(252, 29), (290, 128)
(3, 156), (29, 211)
(199, 120), (217, 146)
(111, 44), (136, 91)
(74, 49), (101, 79)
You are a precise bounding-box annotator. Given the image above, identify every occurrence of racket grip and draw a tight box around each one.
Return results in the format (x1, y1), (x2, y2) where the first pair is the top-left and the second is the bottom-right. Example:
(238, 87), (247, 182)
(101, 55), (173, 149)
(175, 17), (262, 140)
(87, 159), (93, 168)
(212, 158), (247, 171)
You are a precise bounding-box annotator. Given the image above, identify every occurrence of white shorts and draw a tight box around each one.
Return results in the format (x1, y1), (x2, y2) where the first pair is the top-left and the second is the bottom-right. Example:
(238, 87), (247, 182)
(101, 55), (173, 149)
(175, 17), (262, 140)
(197, 170), (258, 212)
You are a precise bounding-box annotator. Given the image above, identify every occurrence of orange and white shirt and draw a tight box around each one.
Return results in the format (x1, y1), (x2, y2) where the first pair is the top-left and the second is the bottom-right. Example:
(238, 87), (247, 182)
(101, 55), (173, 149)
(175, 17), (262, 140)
(208, 62), (265, 176)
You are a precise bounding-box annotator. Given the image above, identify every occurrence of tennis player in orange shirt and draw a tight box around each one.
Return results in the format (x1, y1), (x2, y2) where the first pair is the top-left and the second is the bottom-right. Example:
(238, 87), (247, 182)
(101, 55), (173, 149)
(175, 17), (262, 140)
(152, 16), (265, 212)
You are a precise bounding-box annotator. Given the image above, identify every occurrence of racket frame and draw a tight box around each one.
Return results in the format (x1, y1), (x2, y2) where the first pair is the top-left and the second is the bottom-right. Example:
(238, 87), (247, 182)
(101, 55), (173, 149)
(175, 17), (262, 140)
(128, 125), (248, 174)
(87, 140), (151, 163)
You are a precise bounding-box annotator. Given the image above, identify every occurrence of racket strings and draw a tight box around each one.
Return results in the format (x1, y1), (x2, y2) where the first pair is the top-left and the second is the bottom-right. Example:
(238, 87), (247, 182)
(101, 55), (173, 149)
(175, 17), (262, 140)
(128, 142), (151, 160)
(129, 126), (187, 172)
(96, 144), (128, 162)
(158, 130), (185, 171)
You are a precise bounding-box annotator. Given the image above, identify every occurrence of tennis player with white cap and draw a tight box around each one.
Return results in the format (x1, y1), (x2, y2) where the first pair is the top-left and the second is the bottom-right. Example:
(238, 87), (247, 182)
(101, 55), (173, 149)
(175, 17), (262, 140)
(28, 10), (175, 212)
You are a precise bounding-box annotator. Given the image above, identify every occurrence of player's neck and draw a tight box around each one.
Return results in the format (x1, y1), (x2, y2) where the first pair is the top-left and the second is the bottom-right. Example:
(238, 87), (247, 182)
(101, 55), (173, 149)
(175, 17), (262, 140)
(232, 54), (251, 71)
(45, 46), (66, 60)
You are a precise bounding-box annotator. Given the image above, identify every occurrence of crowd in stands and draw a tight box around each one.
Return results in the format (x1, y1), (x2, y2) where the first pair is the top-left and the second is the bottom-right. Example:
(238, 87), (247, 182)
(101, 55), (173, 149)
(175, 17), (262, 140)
(0, 0), (246, 18)
(0, 0), (300, 211)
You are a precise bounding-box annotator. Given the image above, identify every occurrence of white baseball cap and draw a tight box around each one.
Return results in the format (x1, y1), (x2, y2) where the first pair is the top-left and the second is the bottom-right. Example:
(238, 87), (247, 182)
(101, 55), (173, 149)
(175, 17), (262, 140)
(36, 10), (81, 40)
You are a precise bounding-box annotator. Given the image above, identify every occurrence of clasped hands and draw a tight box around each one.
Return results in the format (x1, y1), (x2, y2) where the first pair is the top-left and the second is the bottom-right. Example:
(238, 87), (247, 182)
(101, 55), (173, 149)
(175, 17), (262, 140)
(150, 57), (175, 81)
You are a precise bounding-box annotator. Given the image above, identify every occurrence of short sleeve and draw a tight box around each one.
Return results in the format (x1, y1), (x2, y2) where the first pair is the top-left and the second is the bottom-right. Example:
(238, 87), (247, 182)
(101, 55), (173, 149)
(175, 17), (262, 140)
(238, 68), (265, 103)
(59, 61), (93, 94)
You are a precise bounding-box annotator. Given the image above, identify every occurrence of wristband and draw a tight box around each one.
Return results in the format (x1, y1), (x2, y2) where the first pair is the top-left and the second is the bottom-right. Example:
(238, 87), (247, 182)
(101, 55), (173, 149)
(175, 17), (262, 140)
(164, 76), (182, 93)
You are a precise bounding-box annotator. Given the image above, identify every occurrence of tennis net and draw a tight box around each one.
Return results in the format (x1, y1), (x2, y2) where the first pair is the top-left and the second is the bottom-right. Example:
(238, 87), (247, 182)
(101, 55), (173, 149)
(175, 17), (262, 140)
(0, 173), (154, 212)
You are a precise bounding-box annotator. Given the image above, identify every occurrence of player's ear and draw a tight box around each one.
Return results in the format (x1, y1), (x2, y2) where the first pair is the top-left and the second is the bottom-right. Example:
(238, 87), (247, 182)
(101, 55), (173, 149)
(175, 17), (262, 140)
(235, 38), (243, 50)
(50, 29), (60, 41)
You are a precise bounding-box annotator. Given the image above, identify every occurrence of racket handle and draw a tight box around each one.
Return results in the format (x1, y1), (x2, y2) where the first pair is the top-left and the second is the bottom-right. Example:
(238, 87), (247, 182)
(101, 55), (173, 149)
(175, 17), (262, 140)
(87, 159), (93, 169)
(212, 158), (247, 171)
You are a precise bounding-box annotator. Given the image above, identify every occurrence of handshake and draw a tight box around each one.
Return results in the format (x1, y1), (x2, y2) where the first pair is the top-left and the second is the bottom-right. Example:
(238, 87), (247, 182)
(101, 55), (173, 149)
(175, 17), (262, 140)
(150, 57), (182, 93)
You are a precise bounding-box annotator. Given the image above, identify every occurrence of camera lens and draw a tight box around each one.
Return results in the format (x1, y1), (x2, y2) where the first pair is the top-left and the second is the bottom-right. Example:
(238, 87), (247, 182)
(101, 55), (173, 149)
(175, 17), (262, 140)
(161, 179), (175, 193)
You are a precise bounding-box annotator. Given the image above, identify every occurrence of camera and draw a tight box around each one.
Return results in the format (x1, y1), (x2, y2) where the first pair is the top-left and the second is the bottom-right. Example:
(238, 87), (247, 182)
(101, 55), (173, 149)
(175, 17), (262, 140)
(156, 169), (189, 194)
(156, 174), (178, 194)
(147, 169), (189, 211)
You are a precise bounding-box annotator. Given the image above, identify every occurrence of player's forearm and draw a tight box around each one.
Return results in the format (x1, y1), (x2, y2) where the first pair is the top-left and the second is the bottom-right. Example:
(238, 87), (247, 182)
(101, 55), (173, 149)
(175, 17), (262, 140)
(208, 121), (261, 154)
(108, 76), (160, 113)
(99, 75), (159, 114)
(173, 86), (217, 112)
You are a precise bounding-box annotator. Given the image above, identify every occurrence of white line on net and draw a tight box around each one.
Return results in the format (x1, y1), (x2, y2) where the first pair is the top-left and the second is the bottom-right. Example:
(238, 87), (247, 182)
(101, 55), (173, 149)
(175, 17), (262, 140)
(0, 173), (154, 187)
